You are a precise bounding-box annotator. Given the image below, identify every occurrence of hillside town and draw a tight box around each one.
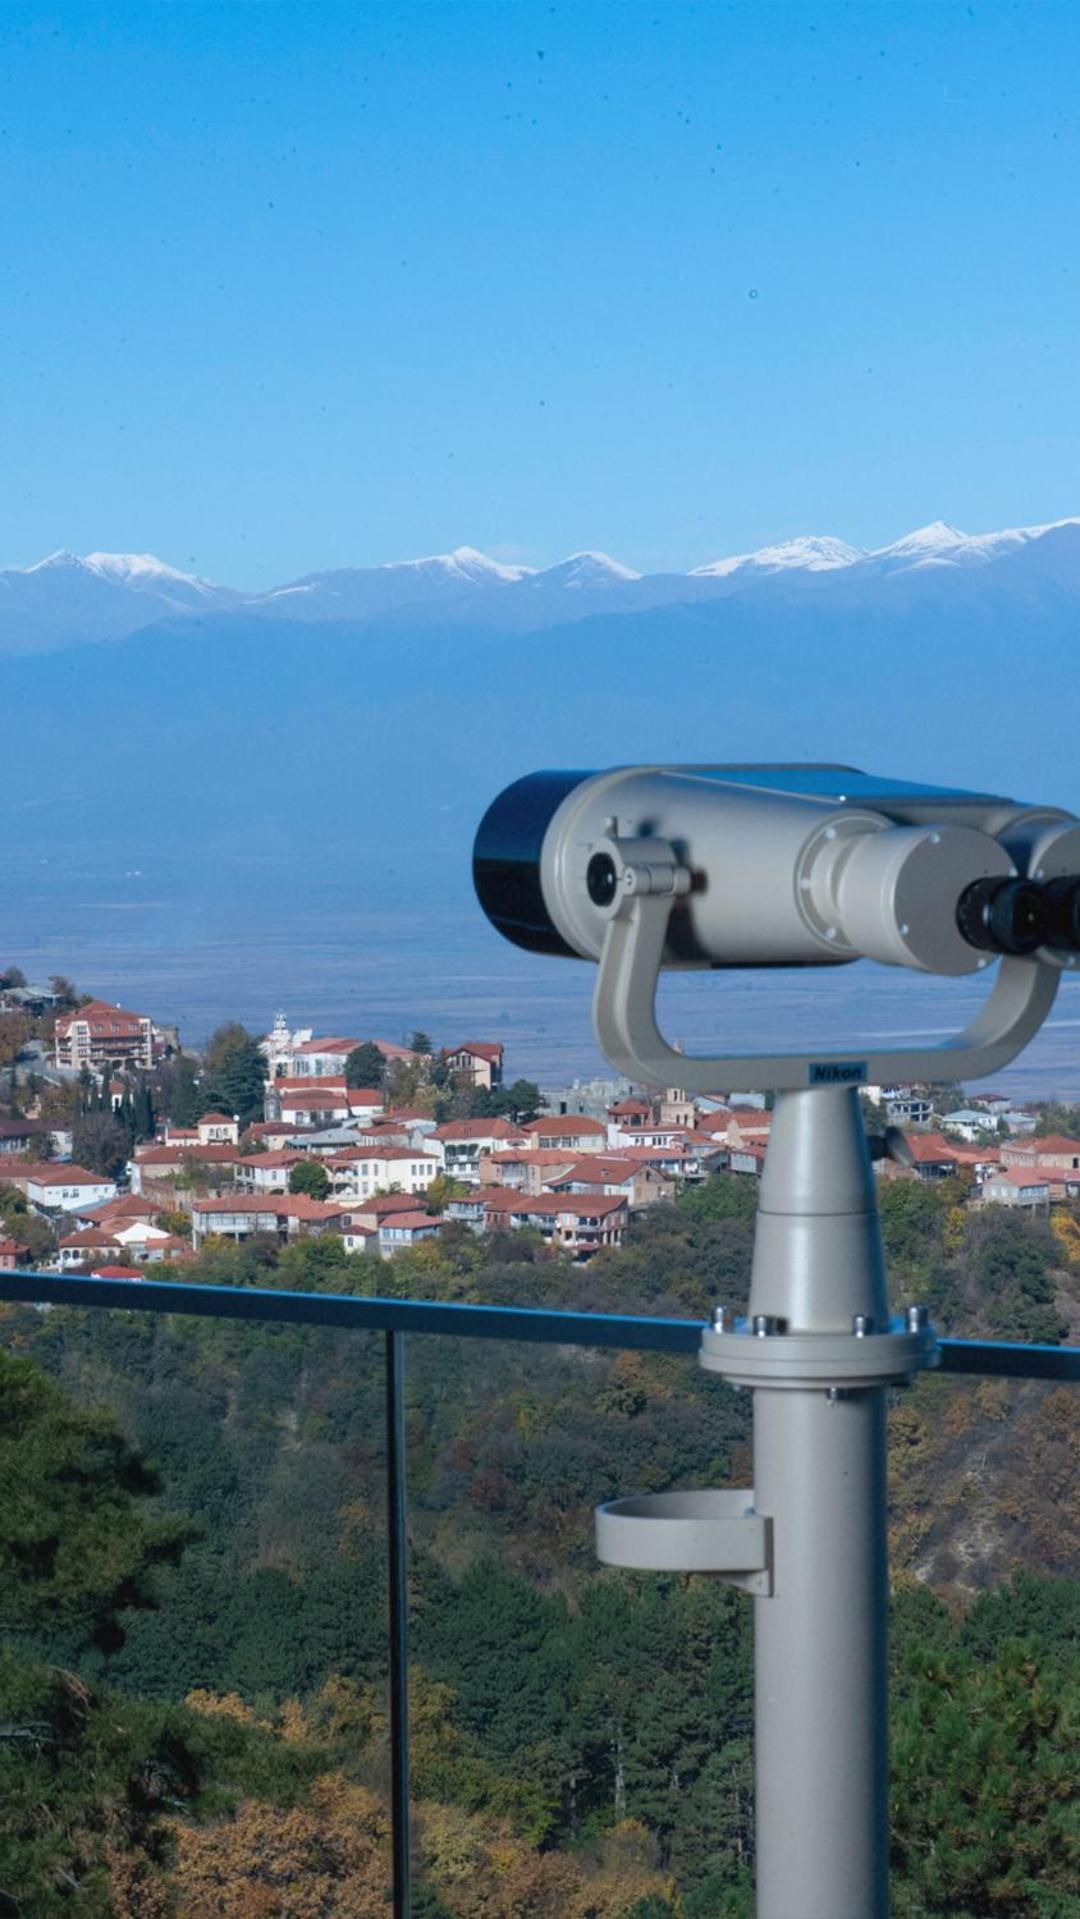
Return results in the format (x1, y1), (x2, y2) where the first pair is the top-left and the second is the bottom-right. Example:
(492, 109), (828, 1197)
(2, 974), (1080, 1278)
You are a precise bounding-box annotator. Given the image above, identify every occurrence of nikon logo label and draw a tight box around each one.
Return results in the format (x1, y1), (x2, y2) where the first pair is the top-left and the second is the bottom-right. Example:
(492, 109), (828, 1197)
(809, 1061), (868, 1085)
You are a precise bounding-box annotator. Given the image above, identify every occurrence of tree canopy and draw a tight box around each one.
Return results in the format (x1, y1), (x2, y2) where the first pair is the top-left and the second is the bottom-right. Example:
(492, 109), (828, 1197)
(288, 1158), (331, 1200)
(203, 1025), (266, 1127)
(345, 1043), (386, 1089)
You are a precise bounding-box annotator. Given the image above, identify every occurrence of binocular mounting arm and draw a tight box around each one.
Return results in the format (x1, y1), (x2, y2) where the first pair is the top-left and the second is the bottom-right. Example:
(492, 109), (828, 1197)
(590, 840), (1060, 1093)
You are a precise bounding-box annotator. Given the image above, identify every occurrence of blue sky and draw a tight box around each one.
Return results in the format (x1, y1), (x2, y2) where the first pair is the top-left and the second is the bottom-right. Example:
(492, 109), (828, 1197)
(2, 1), (1079, 586)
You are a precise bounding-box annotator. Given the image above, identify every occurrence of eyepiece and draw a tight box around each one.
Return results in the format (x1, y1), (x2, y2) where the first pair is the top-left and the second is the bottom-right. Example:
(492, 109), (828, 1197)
(956, 876), (1050, 956)
(1042, 875), (1080, 953)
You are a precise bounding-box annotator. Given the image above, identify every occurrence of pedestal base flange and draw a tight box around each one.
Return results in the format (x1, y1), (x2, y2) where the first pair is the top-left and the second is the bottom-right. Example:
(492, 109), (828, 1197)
(701, 1315), (938, 1389)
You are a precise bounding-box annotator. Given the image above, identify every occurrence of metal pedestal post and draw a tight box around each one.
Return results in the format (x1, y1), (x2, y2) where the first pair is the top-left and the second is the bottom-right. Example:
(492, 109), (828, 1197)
(600, 1086), (937, 1918)
(752, 1375), (888, 1919)
(702, 1086), (929, 1919)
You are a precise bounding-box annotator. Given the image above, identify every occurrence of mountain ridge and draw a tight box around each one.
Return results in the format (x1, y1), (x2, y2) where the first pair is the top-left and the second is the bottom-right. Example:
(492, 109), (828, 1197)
(4, 514), (1080, 654)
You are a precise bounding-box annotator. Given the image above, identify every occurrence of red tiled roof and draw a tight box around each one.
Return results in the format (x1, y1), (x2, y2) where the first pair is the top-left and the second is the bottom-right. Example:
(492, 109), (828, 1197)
(948, 1144), (1000, 1166)
(134, 1143), (240, 1166)
(991, 1168), (1053, 1189)
(81, 1195), (159, 1223)
(1013, 1135), (1080, 1156)
(481, 1187), (523, 1212)
(434, 1117), (523, 1142)
(353, 1194), (424, 1219)
(199, 1111), (234, 1125)
(273, 1076), (349, 1093)
(60, 1228), (120, 1249)
(444, 1041), (504, 1061)
(236, 1150), (311, 1170)
(13, 1162), (111, 1186)
(522, 1115), (606, 1138)
(91, 1265), (145, 1280)
(380, 1211), (442, 1231)
(905, 1133), (958, 1164)
(55, 998), (149, 1037)
(193, 1195), (346, 1220)
(548, 1156), (642, 1184)
(504, 1192), (628, 1219)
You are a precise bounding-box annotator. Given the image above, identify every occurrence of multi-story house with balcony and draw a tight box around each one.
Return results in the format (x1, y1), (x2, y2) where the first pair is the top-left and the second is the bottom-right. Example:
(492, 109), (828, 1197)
(432, 1117), (528, 1182)
(324, 1145), (440, 1199)
(482, 1188), (628, 1256)
(54, 998), (155, 1072)
(545, 1153), (678, 1209)
(190, 1193), (354, 1248)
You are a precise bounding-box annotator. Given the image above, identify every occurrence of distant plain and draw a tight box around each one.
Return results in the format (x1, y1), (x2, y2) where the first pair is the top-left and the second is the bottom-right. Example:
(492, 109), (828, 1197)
(6, 849), (1080, 1095)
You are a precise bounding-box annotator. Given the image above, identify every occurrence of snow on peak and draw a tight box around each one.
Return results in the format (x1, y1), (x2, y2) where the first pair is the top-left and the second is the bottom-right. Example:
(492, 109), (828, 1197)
(83, 552), (213, 589)
(382, 546), (531, 583)
(865, 519), (1080, 572)
(872, 522), (967, 560)
(691, 535), (863, 579)
(446, 545), (535, 581)
(26, 549), (84, 573)
(539, 551), (642, 585)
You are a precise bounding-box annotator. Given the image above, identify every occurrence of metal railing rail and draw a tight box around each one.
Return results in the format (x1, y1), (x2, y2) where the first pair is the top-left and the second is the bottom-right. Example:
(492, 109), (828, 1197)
(1, 1266), (1077, 1917)
(2, 1270), (1078, 1376)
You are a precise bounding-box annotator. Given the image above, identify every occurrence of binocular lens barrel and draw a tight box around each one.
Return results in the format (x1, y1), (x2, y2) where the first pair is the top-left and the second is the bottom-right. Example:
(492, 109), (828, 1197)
(475, 767), (1080, 969)
(473, 770), (593, 956)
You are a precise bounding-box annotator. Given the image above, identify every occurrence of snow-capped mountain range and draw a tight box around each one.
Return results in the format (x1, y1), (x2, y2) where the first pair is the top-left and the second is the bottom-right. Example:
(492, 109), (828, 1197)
(3, 516), (1080, 653)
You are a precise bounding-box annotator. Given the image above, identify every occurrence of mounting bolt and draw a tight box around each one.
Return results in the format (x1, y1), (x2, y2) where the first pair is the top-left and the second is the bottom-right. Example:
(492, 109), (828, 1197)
(905, 1303), (929, 1333)
(753, 1313), (778, 1337)
(852, 1313), (873, 1338)
(712, 1303), (733, 1332)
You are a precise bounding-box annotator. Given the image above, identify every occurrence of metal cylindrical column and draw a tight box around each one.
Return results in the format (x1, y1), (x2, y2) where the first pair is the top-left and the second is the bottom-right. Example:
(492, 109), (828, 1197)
(753, 1383), (888, 1919)
(742, 1087), (890, 1919)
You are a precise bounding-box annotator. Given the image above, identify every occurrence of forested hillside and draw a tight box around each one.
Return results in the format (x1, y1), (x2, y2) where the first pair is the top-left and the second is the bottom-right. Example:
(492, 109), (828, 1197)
(2, 1178), (1077, 1914)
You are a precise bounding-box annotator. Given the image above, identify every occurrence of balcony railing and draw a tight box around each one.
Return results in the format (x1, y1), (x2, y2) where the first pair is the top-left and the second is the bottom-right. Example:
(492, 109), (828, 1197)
(1, 1265), (1077, 1917)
